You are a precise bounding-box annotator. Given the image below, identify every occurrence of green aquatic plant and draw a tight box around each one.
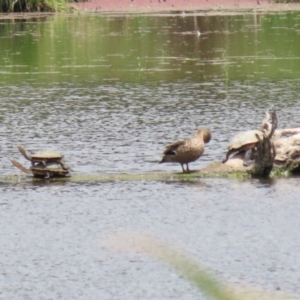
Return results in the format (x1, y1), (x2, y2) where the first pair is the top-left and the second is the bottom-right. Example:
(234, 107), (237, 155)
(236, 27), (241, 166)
(107, 232), (296, 300)
(222, 50), (229, 90)
(136, 59), (142, 85)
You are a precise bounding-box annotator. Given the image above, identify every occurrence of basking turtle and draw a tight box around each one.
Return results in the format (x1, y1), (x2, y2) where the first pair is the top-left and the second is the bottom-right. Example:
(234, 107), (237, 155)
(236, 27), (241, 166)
(159, 127), (211, 173)
(17, 145), (68, 170)
(222, 130), (264, 164)
(11, 159), (71, 179)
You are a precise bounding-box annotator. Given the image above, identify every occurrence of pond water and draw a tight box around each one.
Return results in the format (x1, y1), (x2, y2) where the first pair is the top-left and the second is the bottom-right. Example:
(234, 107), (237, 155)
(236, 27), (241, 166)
(0, 11), (300, 299)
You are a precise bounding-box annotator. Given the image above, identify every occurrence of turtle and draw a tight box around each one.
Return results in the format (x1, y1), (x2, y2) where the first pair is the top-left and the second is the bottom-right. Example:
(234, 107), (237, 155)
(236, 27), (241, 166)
(11, 159), (71, 179)
(17, 145), (69, 170)
(222, 130), (264, 164)
(159, 127), (211, 173)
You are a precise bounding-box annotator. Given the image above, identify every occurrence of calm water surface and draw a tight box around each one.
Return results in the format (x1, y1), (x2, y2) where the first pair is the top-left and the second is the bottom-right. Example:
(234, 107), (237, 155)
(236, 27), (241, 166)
(0, 11), (300, 299)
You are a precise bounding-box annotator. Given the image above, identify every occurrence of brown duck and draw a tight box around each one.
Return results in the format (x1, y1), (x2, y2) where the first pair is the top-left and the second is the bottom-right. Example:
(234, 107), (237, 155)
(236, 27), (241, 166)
(159, 128), (211, 173)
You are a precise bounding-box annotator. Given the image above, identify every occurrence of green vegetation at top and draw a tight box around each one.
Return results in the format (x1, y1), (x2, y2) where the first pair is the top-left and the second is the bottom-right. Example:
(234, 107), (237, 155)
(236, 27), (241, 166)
(0, 0), (68, 12)
(1, 0), (300, 13)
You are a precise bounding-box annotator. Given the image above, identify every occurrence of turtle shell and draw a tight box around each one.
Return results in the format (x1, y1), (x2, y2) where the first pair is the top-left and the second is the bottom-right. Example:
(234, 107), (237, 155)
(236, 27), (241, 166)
(31, 150), (64, 161)
(31, 162), (70, 178)
(228, 130), (264, 151)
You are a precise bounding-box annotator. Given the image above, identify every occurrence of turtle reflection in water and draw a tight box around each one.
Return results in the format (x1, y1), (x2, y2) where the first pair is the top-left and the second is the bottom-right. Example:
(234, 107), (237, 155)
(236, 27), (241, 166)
(222, 130), (264, 166)
(11, 145), (71, 179)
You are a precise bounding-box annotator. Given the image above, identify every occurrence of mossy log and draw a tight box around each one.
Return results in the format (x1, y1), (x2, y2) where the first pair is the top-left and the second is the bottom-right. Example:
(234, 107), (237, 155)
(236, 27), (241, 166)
(2, 162), (295, 185)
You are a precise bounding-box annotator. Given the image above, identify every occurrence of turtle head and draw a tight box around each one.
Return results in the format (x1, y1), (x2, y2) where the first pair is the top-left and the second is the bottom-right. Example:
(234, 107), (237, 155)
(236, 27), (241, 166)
(17, 145), (32, 161)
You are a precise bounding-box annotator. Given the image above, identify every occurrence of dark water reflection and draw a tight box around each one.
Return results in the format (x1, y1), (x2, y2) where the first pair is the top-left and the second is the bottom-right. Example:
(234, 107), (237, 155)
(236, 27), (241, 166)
(0, 12), (300, 299)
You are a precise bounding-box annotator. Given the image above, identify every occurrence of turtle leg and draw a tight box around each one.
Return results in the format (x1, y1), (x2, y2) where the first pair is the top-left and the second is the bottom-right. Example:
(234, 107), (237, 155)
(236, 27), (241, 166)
(40, 160), (47, 168)
(222, 150), (234, 163)
(59, 160), (69, 171)
(243, 149), (254, 167)
(44, 172), (50, 179)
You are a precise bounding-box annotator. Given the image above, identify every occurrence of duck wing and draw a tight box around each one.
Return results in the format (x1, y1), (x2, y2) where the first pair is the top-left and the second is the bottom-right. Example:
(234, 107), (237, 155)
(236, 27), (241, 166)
(163, 140), (186, 155)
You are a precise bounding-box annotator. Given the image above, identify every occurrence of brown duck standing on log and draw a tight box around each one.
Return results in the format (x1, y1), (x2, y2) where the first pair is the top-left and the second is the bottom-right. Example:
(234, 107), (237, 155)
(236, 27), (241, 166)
(159, 128), (211, 173)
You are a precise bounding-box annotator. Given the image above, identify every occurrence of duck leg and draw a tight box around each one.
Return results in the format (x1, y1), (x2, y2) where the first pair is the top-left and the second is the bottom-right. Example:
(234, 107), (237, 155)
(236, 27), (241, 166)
(186, 163), (190, 173)
(180, 164), (186, 173)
